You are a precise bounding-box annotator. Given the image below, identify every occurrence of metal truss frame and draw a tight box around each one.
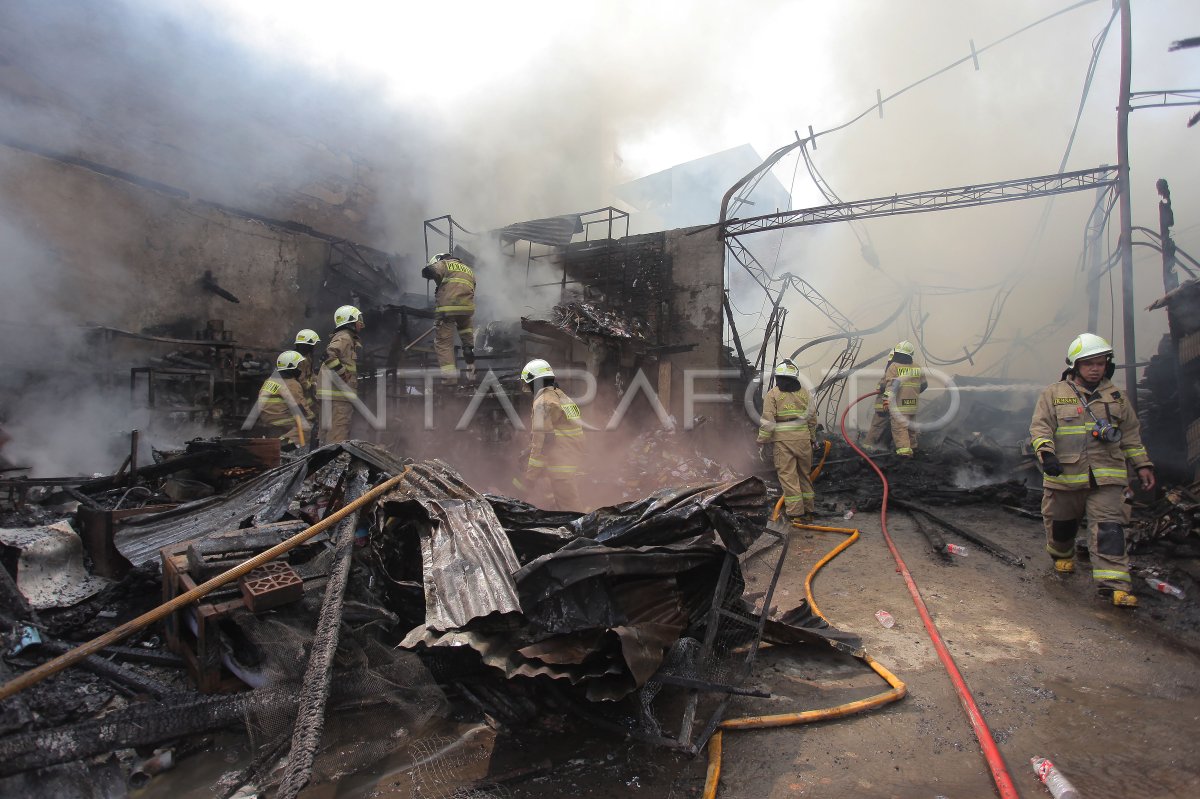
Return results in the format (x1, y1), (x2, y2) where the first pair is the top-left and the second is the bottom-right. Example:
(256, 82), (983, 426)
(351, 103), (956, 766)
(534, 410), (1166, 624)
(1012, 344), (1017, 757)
(721, 165), (1119, 238)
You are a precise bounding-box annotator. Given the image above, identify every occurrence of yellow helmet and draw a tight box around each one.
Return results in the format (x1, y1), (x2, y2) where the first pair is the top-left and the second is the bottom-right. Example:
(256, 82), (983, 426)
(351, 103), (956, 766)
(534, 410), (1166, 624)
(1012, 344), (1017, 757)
(521, 358), (554, 383)
(294, 329), (320, 346)
(892, 340), (916, 357)
(773, 359), (799, 379)
(1065, 333), (1112, 367)
(334, 305), (363, 327)
(276, 350), (304, 371)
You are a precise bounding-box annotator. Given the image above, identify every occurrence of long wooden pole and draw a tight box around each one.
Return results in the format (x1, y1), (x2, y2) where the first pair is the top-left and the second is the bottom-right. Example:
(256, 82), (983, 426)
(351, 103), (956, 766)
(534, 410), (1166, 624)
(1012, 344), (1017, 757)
(0, 468), (410, 701)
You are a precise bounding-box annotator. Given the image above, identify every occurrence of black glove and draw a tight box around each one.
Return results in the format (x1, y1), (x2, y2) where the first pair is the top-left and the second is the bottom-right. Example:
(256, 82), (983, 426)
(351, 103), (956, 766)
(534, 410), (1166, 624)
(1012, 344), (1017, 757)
(1039, 451), (1063, 477)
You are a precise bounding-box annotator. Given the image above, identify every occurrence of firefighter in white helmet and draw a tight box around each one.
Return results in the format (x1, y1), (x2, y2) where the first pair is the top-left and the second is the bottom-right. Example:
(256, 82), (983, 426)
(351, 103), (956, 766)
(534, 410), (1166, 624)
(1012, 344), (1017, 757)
(1029, 333), (1154, 608)
(317, 305), (364, 443)
(512, 359), (585, 511)
(253, 351), (313, 450)
(757, 359), (819, 523)
(863, 340), (927, 457)
(293, 328), (321, 408)
(422, 253), (476, 383)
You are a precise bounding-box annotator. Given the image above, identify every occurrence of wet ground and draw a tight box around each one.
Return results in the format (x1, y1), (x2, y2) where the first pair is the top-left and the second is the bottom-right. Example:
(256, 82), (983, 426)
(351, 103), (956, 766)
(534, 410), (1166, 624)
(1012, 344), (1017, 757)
(491, 503), (1200, 798)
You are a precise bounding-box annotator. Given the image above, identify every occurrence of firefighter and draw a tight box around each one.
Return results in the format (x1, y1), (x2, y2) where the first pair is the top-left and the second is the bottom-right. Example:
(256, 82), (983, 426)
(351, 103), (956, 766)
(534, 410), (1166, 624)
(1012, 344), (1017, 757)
(293, 328), (321, 406)
(864, 340), (927, 456)
(422, 253), (476, 383)
(254, 351), (313, 449)
(1029, 333), (1155, 608)
(757, 359), (819, 523)
(317, 305), (364, 444)
(513, 358), (584, 511)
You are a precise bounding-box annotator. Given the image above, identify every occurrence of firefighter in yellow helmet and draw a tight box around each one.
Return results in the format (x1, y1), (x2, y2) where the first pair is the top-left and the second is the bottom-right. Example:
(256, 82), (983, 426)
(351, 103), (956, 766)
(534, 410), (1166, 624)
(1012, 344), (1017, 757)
(254, 351), (313, 450)
(757, 359), (819, 522)
(422, 253), (476, 384)
(512, 359), (584, 511)
(293, 329), (321, 407)
(864, 340), (927, 457)
(317, 305), (364, 444)
(1029, 333), (1154, 608)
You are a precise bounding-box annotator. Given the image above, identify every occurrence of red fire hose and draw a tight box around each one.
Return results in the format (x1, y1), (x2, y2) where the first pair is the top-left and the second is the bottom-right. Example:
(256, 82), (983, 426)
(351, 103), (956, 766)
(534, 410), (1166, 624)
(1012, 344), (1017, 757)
(841, 392), (1019, 799)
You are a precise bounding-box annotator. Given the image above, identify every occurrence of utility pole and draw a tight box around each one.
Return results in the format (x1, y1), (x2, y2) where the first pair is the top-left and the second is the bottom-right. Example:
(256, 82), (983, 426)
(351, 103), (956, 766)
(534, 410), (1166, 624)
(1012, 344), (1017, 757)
(1116, 0), (1137, 409)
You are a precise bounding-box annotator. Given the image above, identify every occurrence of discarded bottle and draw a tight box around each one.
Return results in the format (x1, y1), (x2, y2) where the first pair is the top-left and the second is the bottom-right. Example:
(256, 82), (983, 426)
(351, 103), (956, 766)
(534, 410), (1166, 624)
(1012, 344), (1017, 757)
(1030, 757), (1080, 799)
(1145, 577), (1185, 599)
(874, 610), (895, 628)
(844, 509), (856, 520)
(945, 543), (968, 557)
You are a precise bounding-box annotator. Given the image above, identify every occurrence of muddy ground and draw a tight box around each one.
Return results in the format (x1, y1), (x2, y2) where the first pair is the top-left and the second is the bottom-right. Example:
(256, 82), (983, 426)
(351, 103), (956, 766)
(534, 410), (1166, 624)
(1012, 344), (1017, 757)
(485, 503), (1200, 799)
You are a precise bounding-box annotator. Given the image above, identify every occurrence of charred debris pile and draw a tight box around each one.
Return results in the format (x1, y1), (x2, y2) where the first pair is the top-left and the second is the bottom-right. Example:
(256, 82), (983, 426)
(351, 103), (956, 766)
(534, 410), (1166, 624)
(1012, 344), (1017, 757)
(1, 427), (1197, 794)
(0, 438), (859, 796)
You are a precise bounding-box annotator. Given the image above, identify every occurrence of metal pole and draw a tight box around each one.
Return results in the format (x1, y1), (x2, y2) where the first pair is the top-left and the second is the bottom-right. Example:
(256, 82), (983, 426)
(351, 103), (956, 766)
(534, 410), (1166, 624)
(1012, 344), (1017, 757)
(1116, 0), (1137, 409)
(1085, 178), (1109, 332)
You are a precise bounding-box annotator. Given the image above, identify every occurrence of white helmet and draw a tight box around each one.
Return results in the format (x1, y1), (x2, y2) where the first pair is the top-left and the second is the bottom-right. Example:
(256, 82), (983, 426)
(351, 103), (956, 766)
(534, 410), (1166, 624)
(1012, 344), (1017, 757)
(334, 305), (363, 327)
(294, 329), (320, 346)
(773, 359), (799, 378)
(521, 358), (554, 383)
(892, 340), (916, 357)
(428, 253), (450, 267)
(1065, 333), (1112, 367)
(277, 350), (304, 371)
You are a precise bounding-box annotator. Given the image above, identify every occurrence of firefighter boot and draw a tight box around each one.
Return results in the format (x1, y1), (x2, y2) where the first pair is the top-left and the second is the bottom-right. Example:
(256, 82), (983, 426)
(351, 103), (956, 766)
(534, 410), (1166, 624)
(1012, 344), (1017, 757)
(1110, 589), (1138, 608)
(1054, 558), (1075, 575)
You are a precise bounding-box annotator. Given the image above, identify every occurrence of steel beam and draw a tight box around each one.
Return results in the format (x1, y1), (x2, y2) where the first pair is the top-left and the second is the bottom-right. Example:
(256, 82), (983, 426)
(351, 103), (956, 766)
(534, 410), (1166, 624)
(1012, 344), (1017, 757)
(721, 166), (1119, 238)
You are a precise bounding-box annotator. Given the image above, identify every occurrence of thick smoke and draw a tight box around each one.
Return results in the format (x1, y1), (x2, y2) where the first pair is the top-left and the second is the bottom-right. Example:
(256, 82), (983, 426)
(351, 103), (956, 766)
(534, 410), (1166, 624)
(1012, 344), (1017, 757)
(0, 0), (1196, 476)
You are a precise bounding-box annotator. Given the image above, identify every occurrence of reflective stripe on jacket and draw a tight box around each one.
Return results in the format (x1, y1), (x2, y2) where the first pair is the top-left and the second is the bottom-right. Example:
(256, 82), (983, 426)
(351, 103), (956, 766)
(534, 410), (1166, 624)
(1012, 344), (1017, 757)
(1028, 377), (1153, 491)
(319, 328), (360, 399)
(528, 386), (584, 475)
(257, 376), (312, 428)
(431, 258), (476, 315)
(757, 386), (817, 443)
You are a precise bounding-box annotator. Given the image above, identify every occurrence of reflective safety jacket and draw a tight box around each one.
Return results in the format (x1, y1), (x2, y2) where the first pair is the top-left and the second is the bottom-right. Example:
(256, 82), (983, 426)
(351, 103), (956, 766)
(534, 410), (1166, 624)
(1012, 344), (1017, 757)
(527, 386), (585, 479)
(425, 258), (476, 315)
(874, 360), (927, 414)
(757, 386), (817, 443)
(297, 356), (316, 402)
(1029, 377), (1152, 491)
(256, 376), (313, 434)
(318, 328), (360, 401)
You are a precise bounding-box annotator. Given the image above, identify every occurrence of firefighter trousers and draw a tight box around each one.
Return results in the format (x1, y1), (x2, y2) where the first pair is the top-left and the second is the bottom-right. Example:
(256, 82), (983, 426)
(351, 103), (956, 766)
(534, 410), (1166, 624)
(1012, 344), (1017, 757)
(434, 313), (474, 381)
(547, 475), (581, 512)
(1041, 483), (1131, 592)
(323, 399), (354, 444)
(774, 439), (815, 517)
(864, 410), (918, 455)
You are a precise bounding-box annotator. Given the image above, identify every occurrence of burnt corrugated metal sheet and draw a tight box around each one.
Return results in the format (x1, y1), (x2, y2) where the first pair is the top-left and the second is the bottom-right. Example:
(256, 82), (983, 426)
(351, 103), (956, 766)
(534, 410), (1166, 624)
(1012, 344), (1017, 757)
(379, 461), (522, 632)
(114, 452), (319, 567)
(492, 214), (582, 246)
(113, 441), (404, 567)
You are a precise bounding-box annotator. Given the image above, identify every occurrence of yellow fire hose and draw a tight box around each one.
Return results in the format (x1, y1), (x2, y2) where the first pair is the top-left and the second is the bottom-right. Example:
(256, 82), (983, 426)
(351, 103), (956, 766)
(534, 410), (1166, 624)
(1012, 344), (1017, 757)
(0, 468), (411, 701)
(702, 476), (906, 798)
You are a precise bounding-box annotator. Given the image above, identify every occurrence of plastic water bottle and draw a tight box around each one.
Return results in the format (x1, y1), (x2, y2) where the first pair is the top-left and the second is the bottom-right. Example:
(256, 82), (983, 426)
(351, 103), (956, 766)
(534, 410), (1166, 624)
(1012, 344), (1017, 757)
(945, 543), (968, 557)
(874, 610), (895, 628)
(1145, 577), (1185, 599)
(1030, 757), (1080, 799)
